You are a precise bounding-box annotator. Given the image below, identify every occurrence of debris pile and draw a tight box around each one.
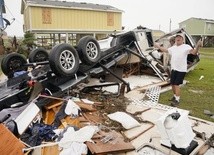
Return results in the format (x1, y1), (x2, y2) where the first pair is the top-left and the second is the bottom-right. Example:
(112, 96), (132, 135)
(1, 80), (214, 155)
(0, 27), (213, 155)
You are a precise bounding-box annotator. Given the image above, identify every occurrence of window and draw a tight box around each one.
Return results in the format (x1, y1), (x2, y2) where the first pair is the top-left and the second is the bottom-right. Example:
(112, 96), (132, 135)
(207, 22), (213, 30)
(107, 12), (114, 26)
(42, 8), (52, 24)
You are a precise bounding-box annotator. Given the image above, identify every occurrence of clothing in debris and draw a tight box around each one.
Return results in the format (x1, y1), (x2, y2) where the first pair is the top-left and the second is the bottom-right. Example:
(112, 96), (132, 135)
(20, 122), (57, 146)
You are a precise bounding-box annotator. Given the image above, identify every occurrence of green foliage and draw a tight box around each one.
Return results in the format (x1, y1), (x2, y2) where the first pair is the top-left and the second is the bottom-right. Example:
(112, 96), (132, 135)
(17, 45), (29, 58)
(22, 32), (36, 48)
(17, 32), (36, 57)
(159, 48), (214, 122)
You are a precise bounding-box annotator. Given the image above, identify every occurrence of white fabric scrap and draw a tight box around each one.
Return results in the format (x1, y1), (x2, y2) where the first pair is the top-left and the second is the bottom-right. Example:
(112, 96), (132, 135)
(59, 125), (99, 149)
(64, 99), (80, 116)
(53, 129), (64, 137)
(107, 111), (140, 129)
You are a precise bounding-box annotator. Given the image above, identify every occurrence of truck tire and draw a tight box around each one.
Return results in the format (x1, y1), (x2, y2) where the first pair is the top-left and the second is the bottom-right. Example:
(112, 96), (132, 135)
(29, 48), (49, 62)
(77, 36), (101, 65)
(1, 53), (27, 78)
(49, 43), (79, 77)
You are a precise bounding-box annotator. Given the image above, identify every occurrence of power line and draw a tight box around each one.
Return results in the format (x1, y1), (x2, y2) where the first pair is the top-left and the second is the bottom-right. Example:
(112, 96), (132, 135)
(4, 3), (22, 25)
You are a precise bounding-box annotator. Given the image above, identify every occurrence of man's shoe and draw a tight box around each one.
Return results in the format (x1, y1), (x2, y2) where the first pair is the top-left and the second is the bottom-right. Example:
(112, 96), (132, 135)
(169, 96), (175, 101)
(170, 100), (180, 107)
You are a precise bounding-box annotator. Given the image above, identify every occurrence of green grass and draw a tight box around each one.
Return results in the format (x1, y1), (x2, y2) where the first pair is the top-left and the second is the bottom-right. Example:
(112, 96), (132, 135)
(159, 48), (214, 122)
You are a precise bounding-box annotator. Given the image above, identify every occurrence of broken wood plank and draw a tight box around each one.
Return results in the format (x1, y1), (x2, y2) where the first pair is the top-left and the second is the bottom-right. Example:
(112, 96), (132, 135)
(123, 123), (154, 141)
(126, 104), (151, 115)
(41, 145), (59, 155)
(76, 102), (97, 112)
(86, 130), (134, 155)
(138, 80), (170, 92)
(81, 112), (103, 124)
(0, 124), (25, 155)
(59, 117), (80, 129)
(44, 100), (63, 110)
(41, 94), (97, 112)
(43, 104), (61, 125)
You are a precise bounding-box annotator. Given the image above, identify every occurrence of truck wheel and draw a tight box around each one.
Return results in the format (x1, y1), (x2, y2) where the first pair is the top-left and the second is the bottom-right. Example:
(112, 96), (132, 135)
(77, 36), (101, 65)
(49, 43), (79, 77)
(1, 53), (27, 78)
(28, 48), (49, 62)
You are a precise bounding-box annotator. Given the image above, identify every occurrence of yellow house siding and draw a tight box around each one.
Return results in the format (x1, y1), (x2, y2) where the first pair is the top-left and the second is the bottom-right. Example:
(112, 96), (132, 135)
(28, 6), (122, 31)
(23, 7), (31, 31)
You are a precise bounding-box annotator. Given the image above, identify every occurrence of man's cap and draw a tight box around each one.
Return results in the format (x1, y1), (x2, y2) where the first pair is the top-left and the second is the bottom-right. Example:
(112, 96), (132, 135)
(175, 33), (184, 39)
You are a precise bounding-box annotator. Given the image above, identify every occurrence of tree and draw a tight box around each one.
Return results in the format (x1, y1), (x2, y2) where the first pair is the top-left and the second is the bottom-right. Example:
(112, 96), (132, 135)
(16, 32), (36, 57)
(22, 32), (36, 50)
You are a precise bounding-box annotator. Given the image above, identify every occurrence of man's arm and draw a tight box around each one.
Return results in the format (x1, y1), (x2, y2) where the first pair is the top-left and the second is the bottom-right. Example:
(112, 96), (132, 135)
(190, 39), (203, 55)
(154, 43), (168, 52)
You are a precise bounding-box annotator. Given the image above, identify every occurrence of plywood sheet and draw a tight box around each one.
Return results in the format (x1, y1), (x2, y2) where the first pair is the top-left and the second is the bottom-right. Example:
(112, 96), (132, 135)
(86, 130), (134, 154)
(123, 123), (154, 140)
(126, 104), (150, 114)
(0, 124), (25, 155)
(42, 146), (59, 155)
(189, 117), (214, 139)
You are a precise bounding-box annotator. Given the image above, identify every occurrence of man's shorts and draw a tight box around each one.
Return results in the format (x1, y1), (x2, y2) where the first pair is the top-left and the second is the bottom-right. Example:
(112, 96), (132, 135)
(170, 70), (186, 85)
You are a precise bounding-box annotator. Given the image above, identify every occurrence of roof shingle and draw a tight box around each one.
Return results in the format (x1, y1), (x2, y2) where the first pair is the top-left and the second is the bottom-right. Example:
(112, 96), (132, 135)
(26, 0), (123, 12)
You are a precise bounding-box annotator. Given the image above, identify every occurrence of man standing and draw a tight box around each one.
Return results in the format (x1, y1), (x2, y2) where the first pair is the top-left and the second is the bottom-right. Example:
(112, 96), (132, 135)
(154, 33), (202, 107)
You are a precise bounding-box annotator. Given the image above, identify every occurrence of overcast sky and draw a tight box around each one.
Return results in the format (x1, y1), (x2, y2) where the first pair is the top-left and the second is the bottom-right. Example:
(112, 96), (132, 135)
(3, 0), (214, 37)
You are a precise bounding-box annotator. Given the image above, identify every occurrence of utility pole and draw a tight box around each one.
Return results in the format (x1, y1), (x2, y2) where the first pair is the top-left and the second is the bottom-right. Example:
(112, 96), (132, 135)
(169, 18), (172, 32)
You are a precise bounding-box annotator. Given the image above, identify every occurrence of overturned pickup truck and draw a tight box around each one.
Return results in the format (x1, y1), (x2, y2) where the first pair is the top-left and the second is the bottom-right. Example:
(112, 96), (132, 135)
(0, 27), (200, 110)
(0, 28), (199, 138)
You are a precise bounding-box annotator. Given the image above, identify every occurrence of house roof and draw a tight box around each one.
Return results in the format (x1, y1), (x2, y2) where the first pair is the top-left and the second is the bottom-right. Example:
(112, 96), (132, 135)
(21, 0), (123, 13)
(179, 17), (214, 24)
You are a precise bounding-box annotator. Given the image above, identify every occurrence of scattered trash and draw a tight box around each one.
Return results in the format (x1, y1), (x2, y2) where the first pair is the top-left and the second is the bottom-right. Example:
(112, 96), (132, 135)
(199, 75), (204, 80)
(204, 110), (214, 116)
(204, 109), (214, 119)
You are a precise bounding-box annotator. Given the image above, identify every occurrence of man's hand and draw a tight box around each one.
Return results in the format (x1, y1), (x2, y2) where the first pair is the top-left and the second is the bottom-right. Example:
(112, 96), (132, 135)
(191, 38), (203, 55)
(154, 42), (161, 49)
(196, 39), (203, 47)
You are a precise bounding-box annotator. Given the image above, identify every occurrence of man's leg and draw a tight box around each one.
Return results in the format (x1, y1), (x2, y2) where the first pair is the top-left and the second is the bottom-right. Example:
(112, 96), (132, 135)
(174, 85), (180, 101)
(171, 84), (180, 106)
(171, 85), (180, 101)
(171, 85), (176, 94)
(169, 71), (176, 101)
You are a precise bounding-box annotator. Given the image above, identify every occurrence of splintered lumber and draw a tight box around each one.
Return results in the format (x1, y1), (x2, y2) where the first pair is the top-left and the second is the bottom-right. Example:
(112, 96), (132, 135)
(41, 145), (60, 155)
(0, 124), (25, 155)
(43, 100), (80, 128)
(86, 130), (135, 154)
(40, 94), (96, 111)
(81, 112), (103, 124)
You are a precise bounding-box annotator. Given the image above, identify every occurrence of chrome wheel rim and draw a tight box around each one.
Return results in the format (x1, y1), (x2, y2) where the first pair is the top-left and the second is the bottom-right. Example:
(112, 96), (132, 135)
(86, 42), (98, 60)
(60, 50), (76, 71)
